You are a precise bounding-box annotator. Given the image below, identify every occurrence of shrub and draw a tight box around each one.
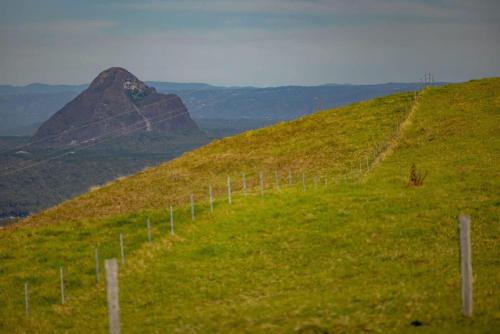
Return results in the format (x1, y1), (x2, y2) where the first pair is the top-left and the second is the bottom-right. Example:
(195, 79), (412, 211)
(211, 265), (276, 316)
(408, 163), (426, 186)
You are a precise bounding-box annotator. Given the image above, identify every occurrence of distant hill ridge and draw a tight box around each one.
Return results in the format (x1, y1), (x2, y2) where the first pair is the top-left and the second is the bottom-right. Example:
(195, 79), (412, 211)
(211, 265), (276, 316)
(0, 78), (446, 136)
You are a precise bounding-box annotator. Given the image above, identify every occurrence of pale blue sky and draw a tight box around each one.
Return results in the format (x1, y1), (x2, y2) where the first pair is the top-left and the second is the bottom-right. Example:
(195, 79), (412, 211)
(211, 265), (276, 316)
(1, 0), (499, 86)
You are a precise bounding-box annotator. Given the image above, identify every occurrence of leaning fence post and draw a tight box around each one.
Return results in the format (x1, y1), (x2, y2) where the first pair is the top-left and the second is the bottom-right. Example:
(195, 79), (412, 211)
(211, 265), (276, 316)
(95, 247), (100, 283)
(105, 259), (121, 334)
(169, 206), (174, 236)
(301, 171), (306, 191)
(60, 266), (65, 305)
(146, 218), (152, 242)
(242, 173), (247, 196)
(227, 176), (232, 205)
(119, 233), (125, 265)
(458, 214), (473, 317)
(259, 172), (264, 197)
(209, 185), (214, 212)
(190, 193), (195, 221)
(24, 281), (29, 315)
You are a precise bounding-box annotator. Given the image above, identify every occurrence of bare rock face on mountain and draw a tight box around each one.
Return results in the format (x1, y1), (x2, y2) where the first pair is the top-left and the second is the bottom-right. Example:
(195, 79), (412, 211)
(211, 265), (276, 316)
(32, 67), (202, 146)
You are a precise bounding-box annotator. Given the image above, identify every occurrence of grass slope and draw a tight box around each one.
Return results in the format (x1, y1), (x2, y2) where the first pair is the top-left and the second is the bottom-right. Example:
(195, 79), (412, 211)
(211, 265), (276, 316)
(0, 79), (499, 333)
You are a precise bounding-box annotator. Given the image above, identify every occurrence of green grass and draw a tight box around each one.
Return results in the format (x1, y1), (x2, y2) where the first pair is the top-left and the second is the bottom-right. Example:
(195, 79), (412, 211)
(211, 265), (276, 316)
(0, 79), (499, 333)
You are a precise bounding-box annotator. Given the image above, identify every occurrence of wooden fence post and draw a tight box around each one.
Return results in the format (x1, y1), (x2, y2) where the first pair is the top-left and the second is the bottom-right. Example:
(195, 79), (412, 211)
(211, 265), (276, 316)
(146, 218), (152, 242)
(227, 176), (232, 205)
(119, 233), (125, 266)
(275, 171), (280, 189)
(288, 169), (292, 186)
(301, 171), (305, 191)
(458, 214), (473, 317)
(95, 247), (100, 283)
(242, 173), (247, 196)
(259, 172), (264, 197)
(190, 193), (195, 222)
(169, 206), (174, 236)
(60, 266), (65, 305)
(24, 282), (29, 315)
(209, 185), (214, 212)
(105, 259), (121, 334)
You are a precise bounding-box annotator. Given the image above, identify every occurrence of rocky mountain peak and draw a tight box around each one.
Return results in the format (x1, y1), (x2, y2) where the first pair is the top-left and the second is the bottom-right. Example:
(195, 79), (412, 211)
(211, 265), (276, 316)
(32, 68), (202, 147)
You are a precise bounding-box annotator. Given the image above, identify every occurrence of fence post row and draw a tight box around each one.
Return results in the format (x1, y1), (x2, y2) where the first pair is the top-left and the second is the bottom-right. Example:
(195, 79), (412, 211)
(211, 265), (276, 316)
(18, 166), (401, 320)
(458, 214), (473, 317)
(105, 259), (121, 334)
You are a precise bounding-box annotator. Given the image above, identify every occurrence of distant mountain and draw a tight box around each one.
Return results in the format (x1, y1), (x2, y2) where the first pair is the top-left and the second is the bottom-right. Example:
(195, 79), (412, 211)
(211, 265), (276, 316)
(0, 83), (88, 94)
(0, 81), (215, 95)
(145, 81), (220, 92)
(32, 67), (203, 147)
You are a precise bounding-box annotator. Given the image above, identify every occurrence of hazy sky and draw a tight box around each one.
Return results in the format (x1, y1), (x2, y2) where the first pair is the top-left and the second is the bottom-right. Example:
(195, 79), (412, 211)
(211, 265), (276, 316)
(1, 0), (499, 86)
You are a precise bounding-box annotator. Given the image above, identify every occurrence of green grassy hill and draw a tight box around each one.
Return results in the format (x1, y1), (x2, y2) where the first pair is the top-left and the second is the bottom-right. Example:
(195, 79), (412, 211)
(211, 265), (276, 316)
(0, 78), (499, 333)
